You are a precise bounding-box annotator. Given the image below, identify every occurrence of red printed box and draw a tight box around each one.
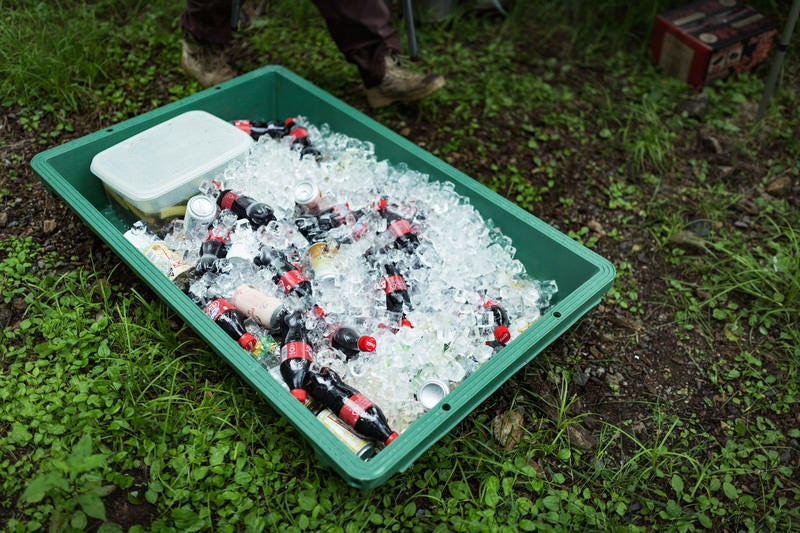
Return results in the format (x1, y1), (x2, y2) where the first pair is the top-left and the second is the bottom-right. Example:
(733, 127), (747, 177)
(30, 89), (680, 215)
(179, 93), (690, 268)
(650, 0), (778, 87)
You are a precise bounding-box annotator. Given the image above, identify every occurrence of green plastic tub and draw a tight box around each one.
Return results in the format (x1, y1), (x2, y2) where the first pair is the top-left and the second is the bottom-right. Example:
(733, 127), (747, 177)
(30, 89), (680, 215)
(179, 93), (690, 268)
(31, 65), (615, 489)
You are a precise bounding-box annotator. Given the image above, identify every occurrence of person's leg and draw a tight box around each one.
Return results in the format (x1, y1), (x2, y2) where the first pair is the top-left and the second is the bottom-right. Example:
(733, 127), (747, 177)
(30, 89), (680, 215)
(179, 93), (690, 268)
(311, 0), (401, 87)
(181, 0), (237, 87)
(312, 0), (445, 107)
(183, 0), (235, 45)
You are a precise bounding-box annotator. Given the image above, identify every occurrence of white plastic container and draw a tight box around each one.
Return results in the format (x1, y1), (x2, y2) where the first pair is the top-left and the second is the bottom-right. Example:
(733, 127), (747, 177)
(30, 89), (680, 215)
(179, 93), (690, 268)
(90, 110), (253, 225)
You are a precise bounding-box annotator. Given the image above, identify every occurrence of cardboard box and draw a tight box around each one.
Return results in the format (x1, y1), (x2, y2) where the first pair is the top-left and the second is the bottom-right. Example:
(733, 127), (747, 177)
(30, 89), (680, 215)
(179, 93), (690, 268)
(650, 0), (778, 87)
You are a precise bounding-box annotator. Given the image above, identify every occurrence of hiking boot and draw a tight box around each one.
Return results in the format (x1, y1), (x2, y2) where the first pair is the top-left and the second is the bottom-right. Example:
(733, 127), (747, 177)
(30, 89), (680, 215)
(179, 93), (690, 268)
(181, 33), (237, 88)
(365, 55), (445, 108)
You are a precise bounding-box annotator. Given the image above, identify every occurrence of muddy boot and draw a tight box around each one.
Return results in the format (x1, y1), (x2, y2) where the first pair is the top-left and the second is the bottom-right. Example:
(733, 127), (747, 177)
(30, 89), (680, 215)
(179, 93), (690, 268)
(365, 55), (446, 108)
(181, 33), (237, 88)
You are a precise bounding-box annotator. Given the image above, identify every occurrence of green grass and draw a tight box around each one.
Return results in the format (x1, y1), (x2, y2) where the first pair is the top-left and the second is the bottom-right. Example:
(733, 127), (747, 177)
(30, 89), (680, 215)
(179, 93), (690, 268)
(2, 0), (800, 530)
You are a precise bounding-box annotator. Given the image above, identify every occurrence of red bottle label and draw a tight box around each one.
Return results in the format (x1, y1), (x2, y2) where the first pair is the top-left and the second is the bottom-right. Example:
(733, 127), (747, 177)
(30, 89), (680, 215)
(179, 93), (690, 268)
(382, 275), (407, 294)
(388, 219), (412, 238)
(288, 127), (308, 141)
(219, 191), (240, 211)
(233, 120), (251, 136)
(280, 341), (313, 363)
(278, 269), (307, 294)
(203, 298), (234, 321)
(339, 393), (373, 427)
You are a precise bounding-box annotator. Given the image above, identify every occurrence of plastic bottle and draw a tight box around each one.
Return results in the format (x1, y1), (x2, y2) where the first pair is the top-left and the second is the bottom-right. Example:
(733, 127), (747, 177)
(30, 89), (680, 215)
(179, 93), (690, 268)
(304, 367), (398, 445)
(254, 246), (313, 300)
(230, 284), (288, 335)
(381, 262), (412, 313)
(279, 310), (315, 402)
(294, 214), (326, 244)
(330, 325), (377, 360)
(195, 230), (229, 274)
(284, 118), (321, 160)
(202, 298), (257, 351)
(232, 119), (287, 141)
(217, 189), (276, 228)
(482, 299), (511, 347)
(376, 198), (420, 252)
(311, 403), (376, 461)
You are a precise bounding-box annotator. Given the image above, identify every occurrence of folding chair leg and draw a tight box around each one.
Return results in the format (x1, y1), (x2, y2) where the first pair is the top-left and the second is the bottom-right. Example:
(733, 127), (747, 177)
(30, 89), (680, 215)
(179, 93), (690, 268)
(401, 0), (420, 61)
(231, 0), (241, 30)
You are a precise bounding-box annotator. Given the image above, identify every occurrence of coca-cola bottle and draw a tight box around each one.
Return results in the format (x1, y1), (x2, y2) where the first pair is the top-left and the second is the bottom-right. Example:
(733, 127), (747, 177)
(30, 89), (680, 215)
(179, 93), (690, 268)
(482, 299), (511, 347)
(329, 325), (377, 360)
(381, 263), (412, 313)
(195, 229), (229, 274)
(230, 284), (288, 336)
(233, 119), (287, 141)
(254, 247), (313, 300)
(304, 367), (398, 445)
(294, 214), (326, 244)
(279, 310), (315, 402)
(377, 198), (419, 252)
(284, 118), (321, 160)
(217, 189), (276, 228)
(202, 298), (257, 352)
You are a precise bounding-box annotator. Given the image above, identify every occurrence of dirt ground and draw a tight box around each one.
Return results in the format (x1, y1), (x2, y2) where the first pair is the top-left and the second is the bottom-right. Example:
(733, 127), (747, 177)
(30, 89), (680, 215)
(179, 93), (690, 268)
(1, 22), (798, 524)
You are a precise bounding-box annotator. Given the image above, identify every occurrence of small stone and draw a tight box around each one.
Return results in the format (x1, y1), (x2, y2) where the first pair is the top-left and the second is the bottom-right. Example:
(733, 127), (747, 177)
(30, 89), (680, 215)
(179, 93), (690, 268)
(587, 219), (605, 236)
(42, 219), (57, 234)
(701, 135), (723, 154)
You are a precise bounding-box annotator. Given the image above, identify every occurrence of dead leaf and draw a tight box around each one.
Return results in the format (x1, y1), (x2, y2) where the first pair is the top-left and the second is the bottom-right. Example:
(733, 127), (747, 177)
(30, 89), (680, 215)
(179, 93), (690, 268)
(567, 424), (597, 450)
(765, 175), (792, 197)
(492, 410), (524, 451)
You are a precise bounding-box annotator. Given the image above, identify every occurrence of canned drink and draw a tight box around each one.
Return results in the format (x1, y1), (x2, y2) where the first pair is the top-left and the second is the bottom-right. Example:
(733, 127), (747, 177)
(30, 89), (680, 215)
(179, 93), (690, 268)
(142, 243), (192, 280)
(184, 194), (217, 237)
(308, 242), (339, 282)
(316, 408), (376, 461)
(416, 379), (450, 410)
(294, 181), (327, 214)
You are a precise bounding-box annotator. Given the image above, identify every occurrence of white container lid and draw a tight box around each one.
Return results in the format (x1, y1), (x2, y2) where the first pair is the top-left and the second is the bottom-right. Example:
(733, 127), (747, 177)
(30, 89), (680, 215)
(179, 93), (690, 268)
(90, 110), (254, 209)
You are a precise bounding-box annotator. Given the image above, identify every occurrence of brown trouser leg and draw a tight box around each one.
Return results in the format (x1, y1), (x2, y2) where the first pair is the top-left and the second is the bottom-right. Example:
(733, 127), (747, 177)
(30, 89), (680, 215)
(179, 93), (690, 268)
(182, 0), (401, 87)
